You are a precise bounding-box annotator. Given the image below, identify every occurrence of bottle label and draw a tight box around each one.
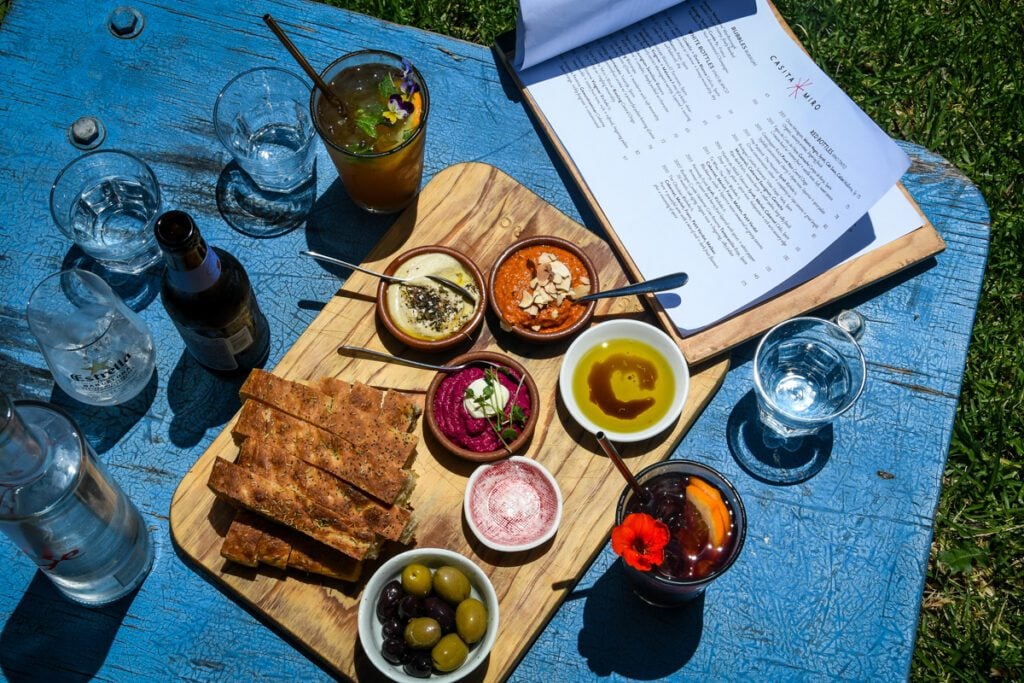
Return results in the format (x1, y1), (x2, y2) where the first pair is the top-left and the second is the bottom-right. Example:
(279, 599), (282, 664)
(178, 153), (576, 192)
(167, 247), (222, 293)
(174, 309), (257, 371)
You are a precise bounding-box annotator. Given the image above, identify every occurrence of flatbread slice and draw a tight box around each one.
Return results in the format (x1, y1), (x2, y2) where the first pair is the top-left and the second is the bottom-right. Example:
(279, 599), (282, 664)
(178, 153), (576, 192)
(232, 401), (415, 505)
(207, 457), (379, 561)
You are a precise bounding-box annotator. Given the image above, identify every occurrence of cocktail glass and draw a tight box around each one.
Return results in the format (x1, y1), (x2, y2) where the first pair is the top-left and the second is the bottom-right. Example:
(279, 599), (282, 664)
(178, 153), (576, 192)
(310, 50), (429, 214)
(753, 316), (867, 438)
(615, 459), (746, 606)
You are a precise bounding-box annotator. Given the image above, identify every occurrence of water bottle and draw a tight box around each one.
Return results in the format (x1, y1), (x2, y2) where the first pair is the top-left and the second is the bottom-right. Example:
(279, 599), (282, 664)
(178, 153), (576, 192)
(0, 391), (154, 605)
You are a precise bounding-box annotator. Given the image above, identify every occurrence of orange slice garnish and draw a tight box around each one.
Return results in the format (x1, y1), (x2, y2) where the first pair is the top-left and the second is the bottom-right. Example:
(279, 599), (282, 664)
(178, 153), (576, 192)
(685, 478), (730, 548)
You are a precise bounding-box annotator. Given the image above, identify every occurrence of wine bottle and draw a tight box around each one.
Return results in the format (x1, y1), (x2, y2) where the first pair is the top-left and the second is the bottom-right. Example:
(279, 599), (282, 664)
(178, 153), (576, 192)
(154, 210), (270, 372)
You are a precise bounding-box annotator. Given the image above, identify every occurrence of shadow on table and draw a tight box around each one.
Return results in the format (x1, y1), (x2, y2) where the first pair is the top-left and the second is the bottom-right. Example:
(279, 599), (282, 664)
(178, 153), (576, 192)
(0, 572), (139, 682)
(48, 369), (158, 456)
(577, 560), (703, 678)
(726, 390), (833, 485)
(164, 351), (254, 448)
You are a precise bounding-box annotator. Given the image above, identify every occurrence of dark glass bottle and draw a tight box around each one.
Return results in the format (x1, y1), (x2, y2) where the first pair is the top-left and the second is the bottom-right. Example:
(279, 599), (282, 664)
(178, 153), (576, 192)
(154, 210), (270, 372)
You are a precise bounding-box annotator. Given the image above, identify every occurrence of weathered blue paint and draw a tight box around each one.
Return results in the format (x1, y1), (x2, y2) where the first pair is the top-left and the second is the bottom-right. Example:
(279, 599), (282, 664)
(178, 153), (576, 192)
(0, 0), (988, 680)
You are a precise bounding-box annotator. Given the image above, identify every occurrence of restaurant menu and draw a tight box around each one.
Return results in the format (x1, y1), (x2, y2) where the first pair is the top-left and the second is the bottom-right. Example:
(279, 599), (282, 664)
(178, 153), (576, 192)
(515, 0), (922, 334)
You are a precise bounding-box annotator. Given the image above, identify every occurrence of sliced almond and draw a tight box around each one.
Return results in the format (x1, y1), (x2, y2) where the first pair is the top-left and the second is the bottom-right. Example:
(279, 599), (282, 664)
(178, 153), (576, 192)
(500, 320), (513, 332)
(526, 304), (539, 316)
(530, 324), (541, 331)
(534, 290), (552, 306)
(570, 284), (590, 299)
(518, 291), (535, 309)
(538, 252), (555, 264)
(550, 261), (571, 279)
(536, 262), (553, 286)
(580, 276), (591, 285)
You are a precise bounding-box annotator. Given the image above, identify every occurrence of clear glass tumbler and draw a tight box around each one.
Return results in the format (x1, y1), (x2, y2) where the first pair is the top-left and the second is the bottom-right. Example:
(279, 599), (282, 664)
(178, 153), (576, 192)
(213, 66), (317, 193)
(753, 316), (867, 438)
(27, 269), (156, 406)
(310, 50), (430, 214)
(49, 150), (163, 274)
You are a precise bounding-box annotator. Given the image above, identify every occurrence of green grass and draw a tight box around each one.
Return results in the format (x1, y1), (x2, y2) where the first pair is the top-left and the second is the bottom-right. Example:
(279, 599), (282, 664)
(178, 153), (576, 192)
(1, 0), (1018, 678)
(318, 1), (1024, 678)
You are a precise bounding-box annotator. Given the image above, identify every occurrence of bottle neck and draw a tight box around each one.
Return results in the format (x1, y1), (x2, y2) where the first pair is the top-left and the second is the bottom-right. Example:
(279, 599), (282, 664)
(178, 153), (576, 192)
(0, 393), (47, 486)
(155, 210), (223, 293)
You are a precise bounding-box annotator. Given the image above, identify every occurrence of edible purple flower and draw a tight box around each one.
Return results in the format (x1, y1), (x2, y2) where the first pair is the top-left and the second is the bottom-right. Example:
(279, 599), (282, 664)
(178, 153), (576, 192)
(386, 93), (414, 122)
(400, 57), (419, 97)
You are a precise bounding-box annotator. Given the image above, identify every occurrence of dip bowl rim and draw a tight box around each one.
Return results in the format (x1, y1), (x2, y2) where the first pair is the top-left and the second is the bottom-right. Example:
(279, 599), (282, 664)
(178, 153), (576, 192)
(463, 455), (563, 553)
(425, 350), (540, 463)
(558, 319), (690, 443)
(357, 546), (500, 683)
(487, 235), (598, 344)
(376, 245), (487, 353)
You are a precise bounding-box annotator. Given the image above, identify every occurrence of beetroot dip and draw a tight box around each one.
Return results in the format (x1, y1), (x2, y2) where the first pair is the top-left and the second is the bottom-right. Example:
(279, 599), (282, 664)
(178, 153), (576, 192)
(432, 366), (532, 453)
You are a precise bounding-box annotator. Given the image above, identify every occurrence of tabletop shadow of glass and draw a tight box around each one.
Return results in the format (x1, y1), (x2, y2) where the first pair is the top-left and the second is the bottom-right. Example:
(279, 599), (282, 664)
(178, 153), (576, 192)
(575, 560), (703, 678)
(0, 571), (139, 683)
(727, 390), (833, 485)
(216, 161), (316, 238)
(48, 369), (158, 455)
(60, 246), (163, 312)
(303, 178), (414, 260)
(164, 351), (256, 448)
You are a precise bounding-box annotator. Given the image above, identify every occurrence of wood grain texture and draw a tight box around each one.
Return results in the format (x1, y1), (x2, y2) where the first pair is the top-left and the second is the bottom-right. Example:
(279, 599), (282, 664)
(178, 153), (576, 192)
(169, 163), (729, 680)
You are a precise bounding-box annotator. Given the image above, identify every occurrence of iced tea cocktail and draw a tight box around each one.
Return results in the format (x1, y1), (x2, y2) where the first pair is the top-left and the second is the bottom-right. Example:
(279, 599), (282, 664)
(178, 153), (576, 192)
(311, 50), (429, 214)
(614, 460), (746, 605)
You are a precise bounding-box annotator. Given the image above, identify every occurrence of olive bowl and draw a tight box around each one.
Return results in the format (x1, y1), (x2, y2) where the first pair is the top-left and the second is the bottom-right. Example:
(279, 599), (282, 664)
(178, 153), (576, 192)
(376, 245), (487, 353)
(357, 547), (500, 682)
(487, 235), (598, 344)
(424, 351), (539, 463)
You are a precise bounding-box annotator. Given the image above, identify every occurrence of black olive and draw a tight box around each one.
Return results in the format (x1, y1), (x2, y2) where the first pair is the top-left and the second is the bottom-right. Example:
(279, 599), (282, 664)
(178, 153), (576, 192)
(376, 580), (404, 622)
(403, 650), (433, 678)
(422, 596), (456, 634)
(381, 616), (405, 641)
(381, 636), (411, 665)
(398, 594), (423, 620)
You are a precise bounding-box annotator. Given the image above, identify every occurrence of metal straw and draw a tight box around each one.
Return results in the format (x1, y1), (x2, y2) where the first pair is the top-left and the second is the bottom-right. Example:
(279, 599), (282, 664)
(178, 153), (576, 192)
(595, 431), (649, 504)
(262, 13), (346, 114)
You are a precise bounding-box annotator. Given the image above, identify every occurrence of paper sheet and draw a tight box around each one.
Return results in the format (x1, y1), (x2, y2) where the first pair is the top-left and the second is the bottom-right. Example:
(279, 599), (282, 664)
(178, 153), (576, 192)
(517, 0), (921, 334)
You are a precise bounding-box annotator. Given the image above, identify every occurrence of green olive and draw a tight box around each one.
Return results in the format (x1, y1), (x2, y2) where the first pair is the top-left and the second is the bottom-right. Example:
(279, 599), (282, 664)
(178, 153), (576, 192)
(455, 598), (488, 644)
(433, 565), (471, 604)
(431, 633), (469, 672)
(404, 617), (442, 649)
(401, 563), (433, 597)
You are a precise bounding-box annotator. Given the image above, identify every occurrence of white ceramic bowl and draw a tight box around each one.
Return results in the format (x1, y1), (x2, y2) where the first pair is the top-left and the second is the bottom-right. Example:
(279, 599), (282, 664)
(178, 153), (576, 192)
(558, 319), (690, 442)
(357, 547), (500, 682)
(463, 456), (563, 553)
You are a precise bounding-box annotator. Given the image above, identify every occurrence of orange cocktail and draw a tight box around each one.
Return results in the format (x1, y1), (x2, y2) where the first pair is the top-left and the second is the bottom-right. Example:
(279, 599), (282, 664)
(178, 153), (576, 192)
(310, 50), (429, 214)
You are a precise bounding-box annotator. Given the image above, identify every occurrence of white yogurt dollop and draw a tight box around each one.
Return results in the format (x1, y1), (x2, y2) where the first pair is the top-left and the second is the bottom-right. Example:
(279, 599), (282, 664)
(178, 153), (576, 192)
(463, 377), (510, 418)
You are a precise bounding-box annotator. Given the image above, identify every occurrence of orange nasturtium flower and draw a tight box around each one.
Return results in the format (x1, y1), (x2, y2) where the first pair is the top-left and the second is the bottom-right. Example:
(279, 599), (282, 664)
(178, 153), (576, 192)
(611, 512), (670, 571)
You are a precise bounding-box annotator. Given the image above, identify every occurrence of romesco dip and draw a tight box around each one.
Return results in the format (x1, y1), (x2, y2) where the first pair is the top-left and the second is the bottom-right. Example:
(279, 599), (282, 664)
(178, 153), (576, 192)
(489, 237), (597, 341)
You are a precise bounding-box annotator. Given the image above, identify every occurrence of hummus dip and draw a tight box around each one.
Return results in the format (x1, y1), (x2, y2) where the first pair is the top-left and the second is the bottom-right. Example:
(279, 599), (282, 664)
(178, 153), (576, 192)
(385, 252), (480, 341)
(433, 366), (532, 453)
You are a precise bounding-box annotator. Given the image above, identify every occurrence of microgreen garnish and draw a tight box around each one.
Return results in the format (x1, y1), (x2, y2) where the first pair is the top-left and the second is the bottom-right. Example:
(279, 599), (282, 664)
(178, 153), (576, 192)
(463, 366), (528, 451)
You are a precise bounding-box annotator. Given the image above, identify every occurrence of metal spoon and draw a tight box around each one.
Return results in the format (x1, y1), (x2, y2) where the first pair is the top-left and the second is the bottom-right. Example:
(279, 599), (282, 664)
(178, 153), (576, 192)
(337, 345), (501, 372)
(575, 272), (689, 302)
(301, 250), (477, 302)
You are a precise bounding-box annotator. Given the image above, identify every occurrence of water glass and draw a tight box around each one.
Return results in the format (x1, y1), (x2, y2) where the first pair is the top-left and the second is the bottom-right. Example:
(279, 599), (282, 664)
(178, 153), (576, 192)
(27, 269), (156, 406)
(214, 67), (317, 193)
(50, 150), (163, 274)
(753, 317), (867, 438)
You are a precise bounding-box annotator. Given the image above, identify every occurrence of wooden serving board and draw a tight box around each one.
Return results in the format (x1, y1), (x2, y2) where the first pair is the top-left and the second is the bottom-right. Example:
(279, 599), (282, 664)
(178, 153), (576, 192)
(169, 163), (729, 681)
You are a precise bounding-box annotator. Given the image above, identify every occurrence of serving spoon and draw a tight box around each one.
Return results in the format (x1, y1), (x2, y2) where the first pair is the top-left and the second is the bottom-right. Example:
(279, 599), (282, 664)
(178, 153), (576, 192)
(575, 272), (688, 302)
(337, 345), (502, 372)
(301, 250), (477, 302)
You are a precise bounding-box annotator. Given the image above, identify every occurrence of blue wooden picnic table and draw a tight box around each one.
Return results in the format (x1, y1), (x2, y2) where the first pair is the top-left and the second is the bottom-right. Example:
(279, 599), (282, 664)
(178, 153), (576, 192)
(0, 0), (989, 680)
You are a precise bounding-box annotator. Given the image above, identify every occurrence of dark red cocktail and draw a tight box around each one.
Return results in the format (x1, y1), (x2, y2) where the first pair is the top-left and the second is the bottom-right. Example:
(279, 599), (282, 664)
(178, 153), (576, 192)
(615, 460), (746, 605)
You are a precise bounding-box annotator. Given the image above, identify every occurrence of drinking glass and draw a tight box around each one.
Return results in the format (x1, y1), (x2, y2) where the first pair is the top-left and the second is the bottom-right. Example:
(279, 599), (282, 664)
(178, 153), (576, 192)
(310, 50), (430, 214)
(27, 269), (156, 406)
(214, 67), (317, 193)
(49, 150), (163, 274)
(615, 459), (747, 606)
(753, 317), (867, 438)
